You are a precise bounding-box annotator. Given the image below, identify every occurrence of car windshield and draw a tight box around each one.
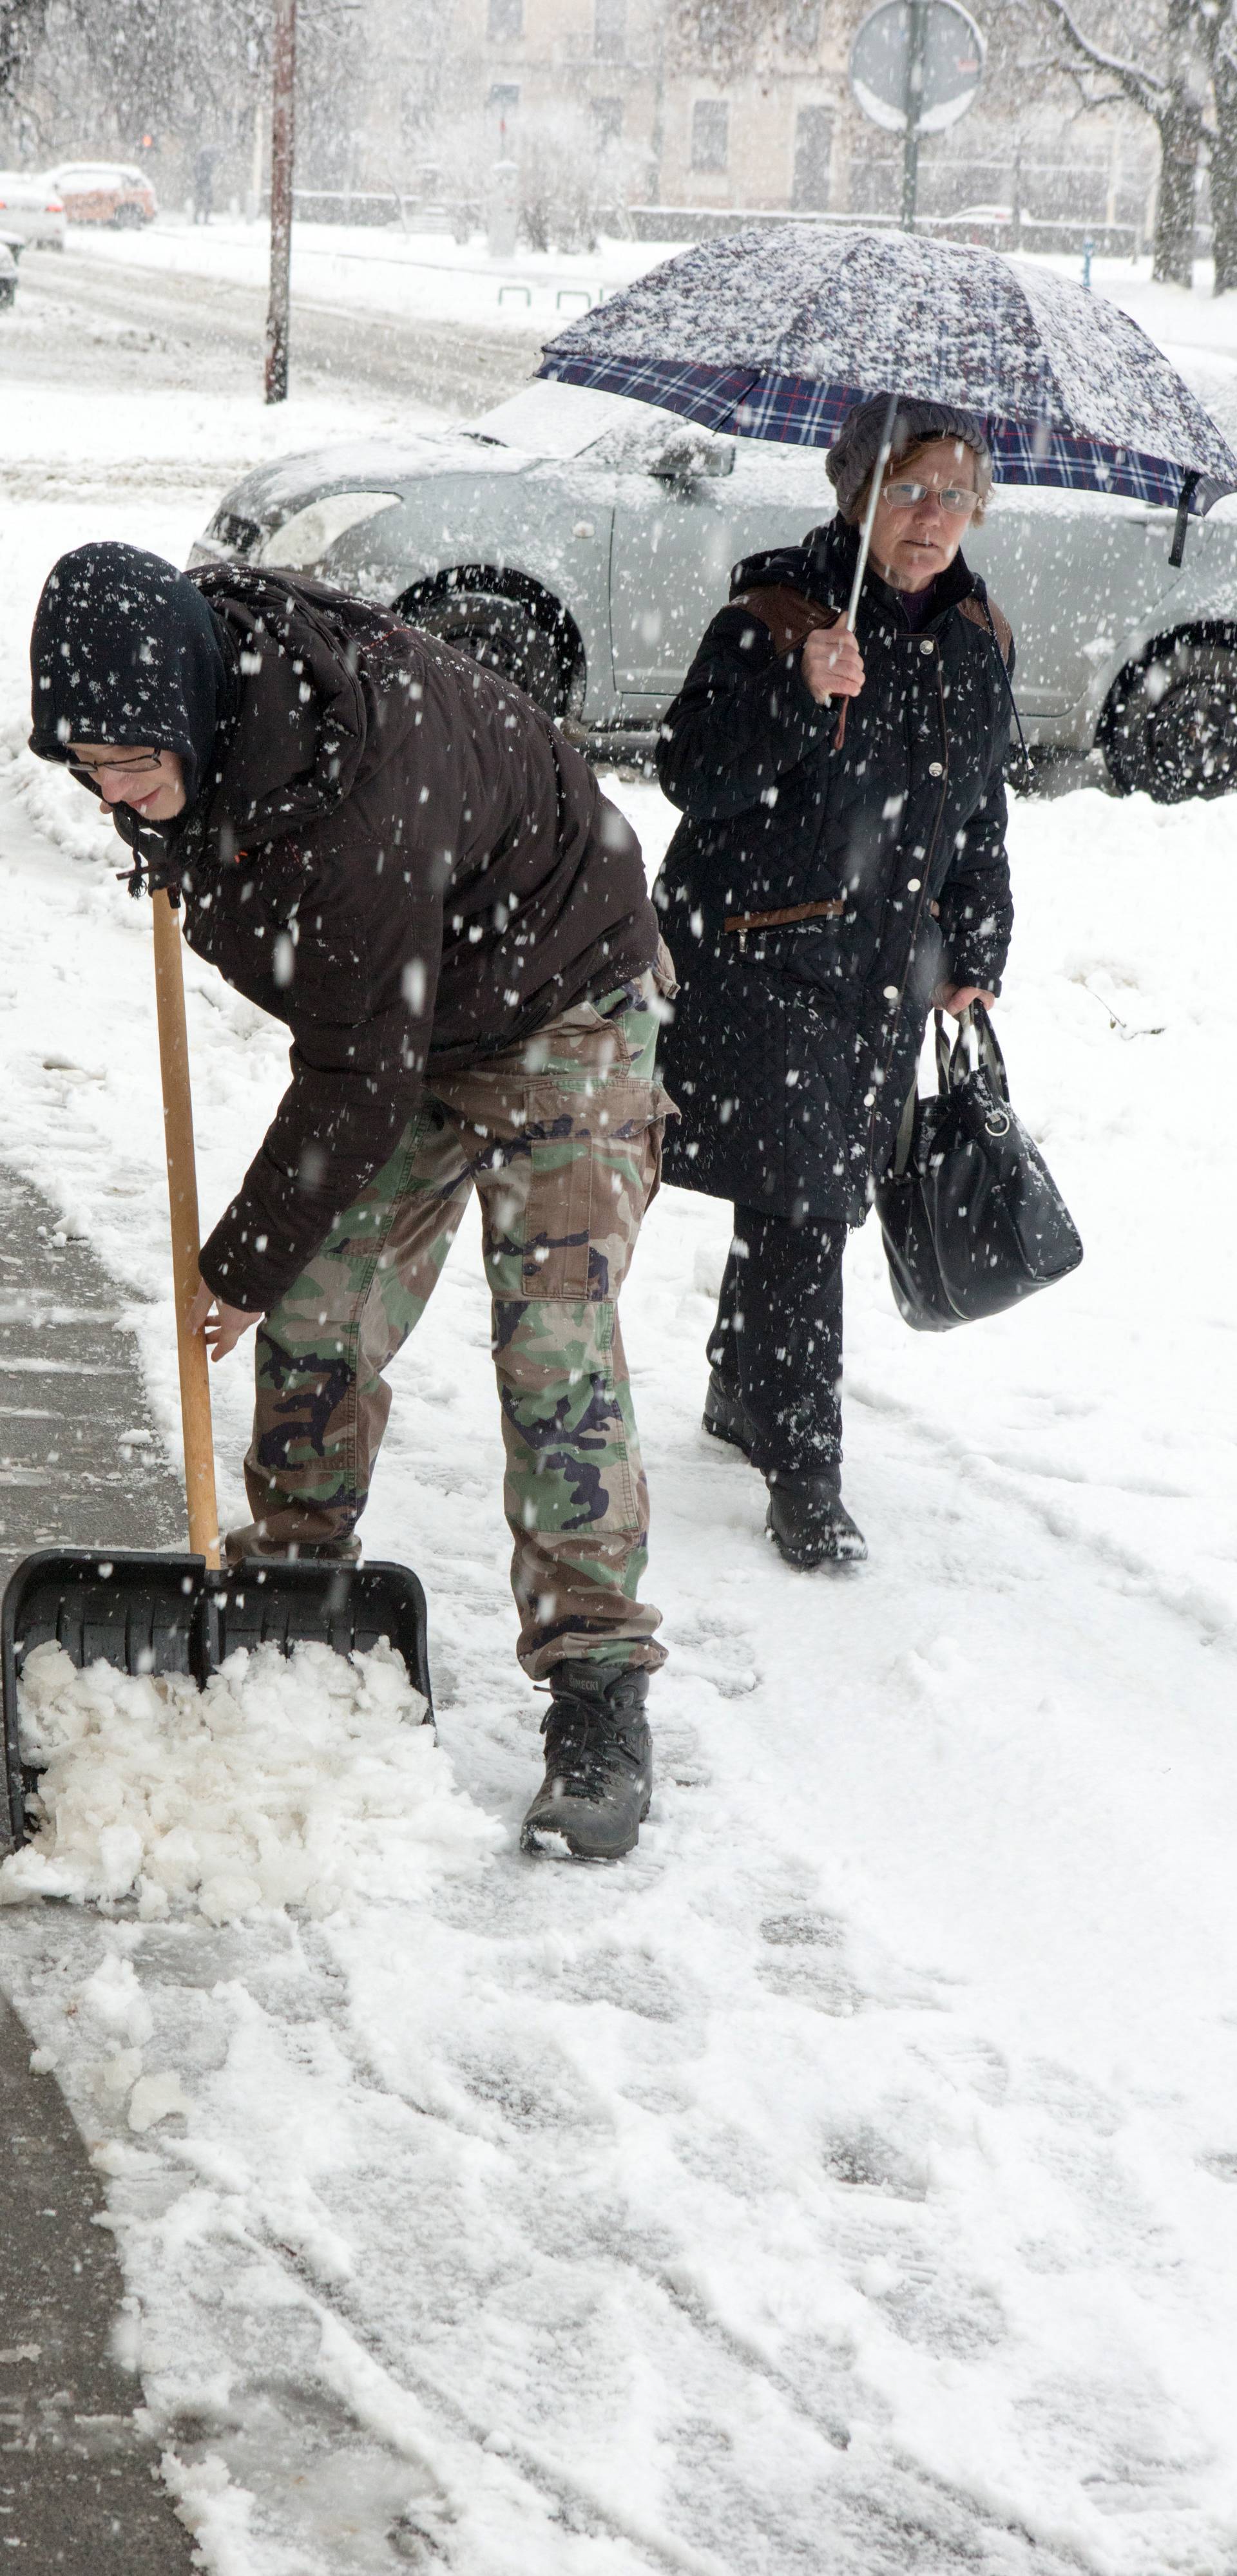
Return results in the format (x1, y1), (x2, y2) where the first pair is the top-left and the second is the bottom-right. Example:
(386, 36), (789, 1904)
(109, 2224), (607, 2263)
(465, 380), (675, 460)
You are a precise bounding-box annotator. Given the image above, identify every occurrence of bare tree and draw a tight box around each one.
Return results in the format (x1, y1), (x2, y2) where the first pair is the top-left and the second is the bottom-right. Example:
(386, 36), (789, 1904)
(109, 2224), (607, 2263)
(0, 0), (46, 108)
(1211, 17), (1237, 291)
(1035, 0), (1211, 285)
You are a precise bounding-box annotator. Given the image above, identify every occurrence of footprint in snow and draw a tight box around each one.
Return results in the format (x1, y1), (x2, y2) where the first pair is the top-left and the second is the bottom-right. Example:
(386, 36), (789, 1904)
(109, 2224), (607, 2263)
(823, 2124), (929, 2201)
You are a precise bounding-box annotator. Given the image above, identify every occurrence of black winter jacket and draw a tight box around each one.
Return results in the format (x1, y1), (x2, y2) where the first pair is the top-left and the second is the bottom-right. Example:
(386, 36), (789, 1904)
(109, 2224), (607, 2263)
(111, 570), (657, 1312)
(653, 515), (1015, 1225)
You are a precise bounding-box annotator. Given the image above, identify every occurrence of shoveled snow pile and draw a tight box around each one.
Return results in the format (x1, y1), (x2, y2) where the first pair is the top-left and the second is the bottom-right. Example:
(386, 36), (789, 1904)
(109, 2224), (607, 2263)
(0, 1639), (497, 1921)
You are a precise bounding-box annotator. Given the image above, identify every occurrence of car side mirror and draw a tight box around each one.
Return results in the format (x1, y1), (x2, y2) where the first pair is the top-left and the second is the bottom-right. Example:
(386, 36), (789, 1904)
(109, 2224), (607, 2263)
(647, 432), (736, 487)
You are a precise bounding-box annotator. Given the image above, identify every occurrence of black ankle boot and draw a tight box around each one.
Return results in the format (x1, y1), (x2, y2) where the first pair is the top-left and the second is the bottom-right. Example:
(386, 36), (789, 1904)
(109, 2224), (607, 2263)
(766, 1471), (868, 1567)
(521, 1662), (653, 1860)
(702, 1373), (754, 1457)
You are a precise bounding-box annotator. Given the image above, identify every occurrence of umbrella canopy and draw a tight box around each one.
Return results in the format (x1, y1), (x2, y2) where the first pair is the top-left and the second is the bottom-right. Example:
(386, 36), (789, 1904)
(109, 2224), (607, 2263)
(540, 227), (1237, 518)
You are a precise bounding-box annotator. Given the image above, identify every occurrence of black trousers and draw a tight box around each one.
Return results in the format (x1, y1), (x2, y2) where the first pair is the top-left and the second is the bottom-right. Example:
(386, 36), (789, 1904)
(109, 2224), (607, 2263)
(707, 1203), (848, 1478)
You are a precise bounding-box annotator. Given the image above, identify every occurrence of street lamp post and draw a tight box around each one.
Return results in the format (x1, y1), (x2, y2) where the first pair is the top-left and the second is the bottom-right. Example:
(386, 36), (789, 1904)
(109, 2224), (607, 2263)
(265, 0), (296, 404)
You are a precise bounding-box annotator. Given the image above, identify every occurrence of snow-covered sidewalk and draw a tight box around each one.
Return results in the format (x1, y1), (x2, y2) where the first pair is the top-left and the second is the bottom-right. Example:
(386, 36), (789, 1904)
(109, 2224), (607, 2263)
(1, 316), (1237, 2568)
(0, 711), (1235, 2569)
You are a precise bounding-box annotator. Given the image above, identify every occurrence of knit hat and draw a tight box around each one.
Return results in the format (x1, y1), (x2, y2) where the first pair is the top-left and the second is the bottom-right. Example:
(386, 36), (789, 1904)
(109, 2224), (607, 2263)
(29, 542), (234, 809)
(826, 395), (993, 521)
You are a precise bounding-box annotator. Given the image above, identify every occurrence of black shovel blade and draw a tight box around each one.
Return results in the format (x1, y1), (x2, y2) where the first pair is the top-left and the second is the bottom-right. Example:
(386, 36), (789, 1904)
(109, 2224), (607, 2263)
(2, 1547), (433, 1850)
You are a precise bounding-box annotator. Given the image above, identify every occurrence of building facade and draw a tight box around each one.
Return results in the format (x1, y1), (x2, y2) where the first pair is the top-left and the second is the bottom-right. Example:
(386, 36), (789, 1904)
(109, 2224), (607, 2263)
(354, 0), (862, 217)
(345, 1), (1156, 251)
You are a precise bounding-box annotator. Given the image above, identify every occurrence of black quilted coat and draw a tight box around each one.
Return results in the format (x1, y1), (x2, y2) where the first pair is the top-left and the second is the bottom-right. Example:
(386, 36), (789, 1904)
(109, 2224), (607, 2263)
(654, 513), (1015, 1225)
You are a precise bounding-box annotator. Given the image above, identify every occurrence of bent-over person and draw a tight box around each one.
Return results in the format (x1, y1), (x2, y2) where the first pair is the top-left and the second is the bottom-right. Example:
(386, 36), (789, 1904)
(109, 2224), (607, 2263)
(655, 396), (1015, 1566)
(30, 542), (673, 1860)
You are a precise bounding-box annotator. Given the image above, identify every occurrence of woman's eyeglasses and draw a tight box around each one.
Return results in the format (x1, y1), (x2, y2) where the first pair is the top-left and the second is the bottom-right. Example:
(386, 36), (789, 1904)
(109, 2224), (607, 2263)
(67, 749), (166, 783)
(882, 481), (979, 519)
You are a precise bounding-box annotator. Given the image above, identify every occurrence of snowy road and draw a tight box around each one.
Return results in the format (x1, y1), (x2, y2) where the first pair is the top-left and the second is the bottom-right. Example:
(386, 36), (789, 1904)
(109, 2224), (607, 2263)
(0, 301), (1236, 2572)
(5, 240), (539, 410)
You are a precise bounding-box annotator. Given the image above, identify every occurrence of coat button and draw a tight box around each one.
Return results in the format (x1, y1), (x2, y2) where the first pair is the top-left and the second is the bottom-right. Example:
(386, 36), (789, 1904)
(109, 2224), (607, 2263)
(919, 639), (935, 654)
(928, 759), (943, 777)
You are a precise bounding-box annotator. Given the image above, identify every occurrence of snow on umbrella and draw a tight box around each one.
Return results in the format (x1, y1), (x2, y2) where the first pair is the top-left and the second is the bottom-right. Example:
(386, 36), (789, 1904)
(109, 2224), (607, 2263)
(541, 227), (1237, 535)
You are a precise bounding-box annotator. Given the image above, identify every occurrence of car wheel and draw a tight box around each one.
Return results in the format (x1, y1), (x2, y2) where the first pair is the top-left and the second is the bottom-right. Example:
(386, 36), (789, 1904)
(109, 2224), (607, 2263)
(1102, 639), (1237, 803)
(411, 589), (571, 718)
(0, 280), (15, 309)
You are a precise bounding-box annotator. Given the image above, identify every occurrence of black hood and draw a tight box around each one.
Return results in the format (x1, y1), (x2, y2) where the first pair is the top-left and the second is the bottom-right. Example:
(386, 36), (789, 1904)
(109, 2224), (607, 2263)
(28, 542), (235, 808)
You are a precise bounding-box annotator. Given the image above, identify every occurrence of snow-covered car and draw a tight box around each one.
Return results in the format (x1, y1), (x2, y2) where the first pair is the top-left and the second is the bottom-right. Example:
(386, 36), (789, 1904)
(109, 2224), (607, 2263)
(189, 376), (1237, 802)
(0, 238), (18, 307)
(0, 170), (65, 249)
(47, 162), (156, 228)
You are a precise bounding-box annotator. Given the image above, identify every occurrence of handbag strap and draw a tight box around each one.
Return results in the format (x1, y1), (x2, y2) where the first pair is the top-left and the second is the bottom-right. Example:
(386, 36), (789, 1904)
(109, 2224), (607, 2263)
(892, 1072), (918, 1178)
(899, 1001), (1009, 1179)
(939, 1001), (1011, 1101)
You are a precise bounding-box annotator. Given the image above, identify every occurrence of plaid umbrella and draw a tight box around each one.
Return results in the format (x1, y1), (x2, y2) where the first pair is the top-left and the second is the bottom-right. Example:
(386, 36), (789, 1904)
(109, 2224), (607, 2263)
(539, 227), (1237, 529)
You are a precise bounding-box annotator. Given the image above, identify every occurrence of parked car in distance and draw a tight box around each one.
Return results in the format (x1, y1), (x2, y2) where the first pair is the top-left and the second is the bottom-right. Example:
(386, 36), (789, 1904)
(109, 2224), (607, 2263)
(189, 375), (1237, 804)
(46, 162), (156, 227)
(0, 171), (64, 249)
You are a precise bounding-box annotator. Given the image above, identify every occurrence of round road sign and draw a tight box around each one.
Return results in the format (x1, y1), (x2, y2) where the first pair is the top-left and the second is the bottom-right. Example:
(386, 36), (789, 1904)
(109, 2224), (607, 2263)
(850, 0), (986, 136)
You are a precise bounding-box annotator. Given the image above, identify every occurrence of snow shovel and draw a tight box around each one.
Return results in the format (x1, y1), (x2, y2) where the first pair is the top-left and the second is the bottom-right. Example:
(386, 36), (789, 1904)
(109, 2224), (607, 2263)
(1, 888), (432, 1851)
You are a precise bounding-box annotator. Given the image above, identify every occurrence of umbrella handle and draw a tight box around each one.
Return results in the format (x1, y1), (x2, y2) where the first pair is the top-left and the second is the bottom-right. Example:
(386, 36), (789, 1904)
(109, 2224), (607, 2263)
(151, 890), (220, 1569)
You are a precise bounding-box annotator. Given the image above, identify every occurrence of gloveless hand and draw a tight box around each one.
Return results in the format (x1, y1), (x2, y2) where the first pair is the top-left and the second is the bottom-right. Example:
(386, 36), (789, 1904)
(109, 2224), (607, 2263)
(801, 624), (865, 703)
(187, 1278), (264, 1361)
(932, 982), (997, 1018)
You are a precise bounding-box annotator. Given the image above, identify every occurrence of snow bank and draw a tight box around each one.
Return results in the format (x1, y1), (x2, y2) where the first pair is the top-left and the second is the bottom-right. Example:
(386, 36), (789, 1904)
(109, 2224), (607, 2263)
(1, 1639), (496, 1922)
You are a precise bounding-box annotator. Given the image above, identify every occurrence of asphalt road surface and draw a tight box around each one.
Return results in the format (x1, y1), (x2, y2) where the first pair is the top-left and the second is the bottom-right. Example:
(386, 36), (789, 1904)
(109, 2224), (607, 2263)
(1, 240), (539, 412)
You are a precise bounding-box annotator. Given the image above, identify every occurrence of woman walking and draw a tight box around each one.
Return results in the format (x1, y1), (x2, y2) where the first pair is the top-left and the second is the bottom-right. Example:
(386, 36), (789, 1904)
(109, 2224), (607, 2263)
(655, 394), (1015, 1567)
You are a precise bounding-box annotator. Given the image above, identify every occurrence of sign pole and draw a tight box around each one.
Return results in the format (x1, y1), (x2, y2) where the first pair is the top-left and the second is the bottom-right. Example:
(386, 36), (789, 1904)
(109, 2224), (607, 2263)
(901, 0), (927, 233)
(264, 0), (296, 404)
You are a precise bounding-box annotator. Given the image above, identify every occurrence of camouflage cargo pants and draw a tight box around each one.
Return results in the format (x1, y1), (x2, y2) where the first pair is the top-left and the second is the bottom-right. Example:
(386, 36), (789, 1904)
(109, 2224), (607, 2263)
(226, 960), (675, 1679)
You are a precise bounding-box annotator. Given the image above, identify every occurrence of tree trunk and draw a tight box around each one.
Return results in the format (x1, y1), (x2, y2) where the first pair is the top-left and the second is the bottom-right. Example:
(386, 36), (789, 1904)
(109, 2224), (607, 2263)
(1211, 49), (1237, 294)
(1153, 86), (1203, 285)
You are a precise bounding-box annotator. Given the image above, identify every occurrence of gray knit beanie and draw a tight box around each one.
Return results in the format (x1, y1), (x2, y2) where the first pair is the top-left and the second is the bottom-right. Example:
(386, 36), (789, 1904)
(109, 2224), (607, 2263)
(827, 394), (993, 520)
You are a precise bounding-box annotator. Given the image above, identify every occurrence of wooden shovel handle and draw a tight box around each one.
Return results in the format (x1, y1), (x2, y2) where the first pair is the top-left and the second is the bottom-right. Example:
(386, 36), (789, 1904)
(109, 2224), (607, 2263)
(151, 890), (220, 1567)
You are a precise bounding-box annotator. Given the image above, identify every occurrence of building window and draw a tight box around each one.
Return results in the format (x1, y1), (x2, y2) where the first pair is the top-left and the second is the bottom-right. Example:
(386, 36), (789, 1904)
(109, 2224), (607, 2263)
(488, 0), (522, 37)
(595, 0), (626, 60)
(591, 96), (624, 142)
(691, 99), (729, 173)
(792, 103), (832, 209)
(786, 0), (821, 48)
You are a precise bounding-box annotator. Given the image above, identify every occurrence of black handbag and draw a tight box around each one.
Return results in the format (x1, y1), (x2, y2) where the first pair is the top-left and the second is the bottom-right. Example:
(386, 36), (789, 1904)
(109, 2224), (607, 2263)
(876, 1004), (1082, 1333)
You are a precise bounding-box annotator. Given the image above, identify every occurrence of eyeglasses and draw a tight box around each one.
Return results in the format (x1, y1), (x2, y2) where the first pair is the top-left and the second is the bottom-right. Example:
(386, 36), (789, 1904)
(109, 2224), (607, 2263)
(67, 748), (166, 781)
(883, 481), (979, 519)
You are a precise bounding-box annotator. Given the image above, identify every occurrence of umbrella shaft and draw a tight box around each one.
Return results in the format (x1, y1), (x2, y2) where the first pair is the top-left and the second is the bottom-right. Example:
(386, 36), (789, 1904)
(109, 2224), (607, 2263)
(845, 388), (900, 628)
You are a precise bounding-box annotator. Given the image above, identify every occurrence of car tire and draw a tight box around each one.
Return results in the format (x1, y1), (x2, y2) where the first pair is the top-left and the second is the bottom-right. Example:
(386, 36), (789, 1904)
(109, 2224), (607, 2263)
(1102, 638), (1237, 803)
(0, 280), (15, 310)
(410, 589), (571, 718)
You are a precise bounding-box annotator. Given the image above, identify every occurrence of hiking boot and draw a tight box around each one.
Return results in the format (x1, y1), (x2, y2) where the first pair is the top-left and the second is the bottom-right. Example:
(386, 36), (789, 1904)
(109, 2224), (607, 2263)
(521, 1661), (653, 1861)
(702, 1373), (754, 1457)
(765, 1471), (868, 1568)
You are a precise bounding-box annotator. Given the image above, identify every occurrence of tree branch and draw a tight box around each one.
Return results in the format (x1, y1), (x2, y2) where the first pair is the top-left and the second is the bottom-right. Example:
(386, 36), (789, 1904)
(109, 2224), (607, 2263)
(1036, 0), (1167, 117)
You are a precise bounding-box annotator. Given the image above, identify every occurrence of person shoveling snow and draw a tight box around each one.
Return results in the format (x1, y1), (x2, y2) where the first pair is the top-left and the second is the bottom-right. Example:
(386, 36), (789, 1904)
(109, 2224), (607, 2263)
(28, 542), (673, 1862)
